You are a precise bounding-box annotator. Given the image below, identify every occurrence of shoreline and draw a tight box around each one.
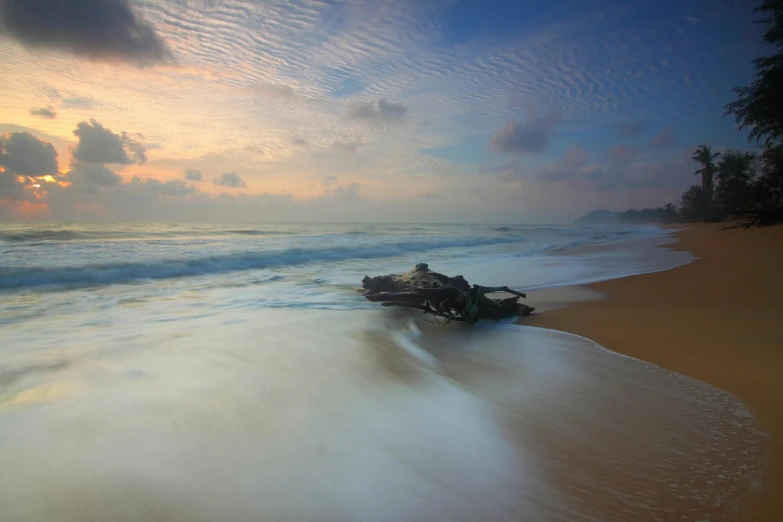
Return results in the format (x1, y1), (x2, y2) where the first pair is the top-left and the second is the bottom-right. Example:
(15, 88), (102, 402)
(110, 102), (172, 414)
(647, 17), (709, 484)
(524, 222), (783, 520)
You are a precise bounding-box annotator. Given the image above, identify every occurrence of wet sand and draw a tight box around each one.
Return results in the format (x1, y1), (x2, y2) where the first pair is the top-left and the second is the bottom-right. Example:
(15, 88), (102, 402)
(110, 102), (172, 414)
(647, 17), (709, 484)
(525, 222), (783, 520)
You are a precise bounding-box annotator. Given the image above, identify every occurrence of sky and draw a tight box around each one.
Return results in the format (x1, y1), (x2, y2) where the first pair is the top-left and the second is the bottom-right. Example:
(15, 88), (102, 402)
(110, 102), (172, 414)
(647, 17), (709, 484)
(0, 0), (770, 223)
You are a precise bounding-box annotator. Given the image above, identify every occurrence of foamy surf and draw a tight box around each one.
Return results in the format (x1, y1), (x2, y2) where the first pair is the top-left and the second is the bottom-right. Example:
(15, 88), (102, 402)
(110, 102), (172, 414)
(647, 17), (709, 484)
(0, 309), (767, 521)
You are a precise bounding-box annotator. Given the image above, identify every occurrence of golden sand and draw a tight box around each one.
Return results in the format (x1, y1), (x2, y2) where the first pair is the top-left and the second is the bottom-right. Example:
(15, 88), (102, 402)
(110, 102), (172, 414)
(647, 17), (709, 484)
(525, 222), (783, 520)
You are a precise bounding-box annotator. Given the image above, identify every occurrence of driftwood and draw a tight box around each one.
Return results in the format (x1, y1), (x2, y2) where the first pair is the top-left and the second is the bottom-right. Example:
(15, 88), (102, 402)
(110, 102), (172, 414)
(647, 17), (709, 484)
(362, 263), (534, 325)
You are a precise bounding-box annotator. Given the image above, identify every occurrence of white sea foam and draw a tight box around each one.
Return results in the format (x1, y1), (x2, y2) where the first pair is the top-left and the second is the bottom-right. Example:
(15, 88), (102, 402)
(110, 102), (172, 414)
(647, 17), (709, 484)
(0, 310), (766, 521)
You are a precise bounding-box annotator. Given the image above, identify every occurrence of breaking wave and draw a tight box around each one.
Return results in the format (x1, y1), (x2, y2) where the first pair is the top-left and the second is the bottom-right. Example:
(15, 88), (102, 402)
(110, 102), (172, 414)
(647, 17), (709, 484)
(0, 228), (290, 243)
(0, 235), (522, 289)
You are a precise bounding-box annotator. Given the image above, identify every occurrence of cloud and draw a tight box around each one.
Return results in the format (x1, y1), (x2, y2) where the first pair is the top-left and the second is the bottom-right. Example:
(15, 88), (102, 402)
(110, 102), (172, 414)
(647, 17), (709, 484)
(0, 170), (32, 201)
(72, 119), (146, 165)
(243, 144), (264, 156)
(432, 163), (458, 177)
(61, 96), (99, 109)
(347, 99), (407, 126)
(540, 144), (592, 182)
(649, 126), (676, 147)
(185, 169), (203, 181)
(291, 135), (309, 147)
(533, 145), (696, 193)
(67, 162), (122, 190)
(213, 171), (246, 188)
(605, 143), (639, 163)
(321, 175), (338, 185)
(251, 83), (301, 102)
(616, 120), (648, 137)
(0, 0), (171, 66)
(489, 110), (560, 155)
(129, 176), (195, 197)
(333, 140), (361, 154)
(29, 106), (57, 119)
(481, 159), (524, 183)
(327, 183), (360, 201)
(0, 131), (58, 175)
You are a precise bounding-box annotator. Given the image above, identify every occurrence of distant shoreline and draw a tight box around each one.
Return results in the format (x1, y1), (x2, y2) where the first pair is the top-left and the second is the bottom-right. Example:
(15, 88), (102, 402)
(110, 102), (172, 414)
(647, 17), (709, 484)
(524, 222), (783, 519)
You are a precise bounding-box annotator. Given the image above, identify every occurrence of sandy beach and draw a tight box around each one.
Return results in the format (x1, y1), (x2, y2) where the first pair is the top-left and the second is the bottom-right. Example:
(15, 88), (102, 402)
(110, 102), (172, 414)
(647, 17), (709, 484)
(526, 222), (783, 520)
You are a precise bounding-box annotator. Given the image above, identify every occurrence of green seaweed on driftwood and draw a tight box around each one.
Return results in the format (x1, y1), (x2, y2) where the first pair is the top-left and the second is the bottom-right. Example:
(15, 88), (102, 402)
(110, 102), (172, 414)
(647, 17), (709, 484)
(361, 263), (534, 325)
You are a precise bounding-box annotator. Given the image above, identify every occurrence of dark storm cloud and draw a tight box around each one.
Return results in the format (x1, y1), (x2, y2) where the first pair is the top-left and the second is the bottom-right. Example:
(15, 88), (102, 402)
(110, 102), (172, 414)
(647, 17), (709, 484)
(616, 120), (647, 137)
(489, 111), (560, 155)
(29, 106), (57, 119)
(185, 169), (203, 181)
(0, 131), (58, 175)
(72, 119), (146, 165)
(347, 99), (407, 126)
(0, 0), (171, 65)
(213, 171), (246, 188)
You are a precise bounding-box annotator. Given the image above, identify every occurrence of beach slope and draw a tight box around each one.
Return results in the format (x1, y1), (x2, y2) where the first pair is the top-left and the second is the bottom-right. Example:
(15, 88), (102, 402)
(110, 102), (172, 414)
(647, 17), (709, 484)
(526, 222), (783, 519)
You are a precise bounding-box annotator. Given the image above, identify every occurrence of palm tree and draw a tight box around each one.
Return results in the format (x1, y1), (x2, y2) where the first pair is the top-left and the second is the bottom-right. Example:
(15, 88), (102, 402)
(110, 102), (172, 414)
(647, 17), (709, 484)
(692, 145), (721, 193)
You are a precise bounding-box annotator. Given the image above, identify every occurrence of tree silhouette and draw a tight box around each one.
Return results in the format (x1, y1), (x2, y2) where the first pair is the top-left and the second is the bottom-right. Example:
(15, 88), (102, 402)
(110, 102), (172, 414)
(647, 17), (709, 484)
(679, 185), (710, 221)
(715, 150), (757, 213)
(692, 145), (721, 193)
(725, 0), (783, 147)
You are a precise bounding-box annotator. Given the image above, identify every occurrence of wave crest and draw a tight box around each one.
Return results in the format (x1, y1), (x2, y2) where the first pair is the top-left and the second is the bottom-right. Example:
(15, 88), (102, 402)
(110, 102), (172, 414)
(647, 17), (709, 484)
(0, 236), (520, 290)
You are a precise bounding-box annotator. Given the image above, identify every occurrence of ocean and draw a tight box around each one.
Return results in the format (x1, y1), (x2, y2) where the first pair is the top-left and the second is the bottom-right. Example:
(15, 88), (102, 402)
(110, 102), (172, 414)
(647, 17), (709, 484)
(0, 222), (767, 520)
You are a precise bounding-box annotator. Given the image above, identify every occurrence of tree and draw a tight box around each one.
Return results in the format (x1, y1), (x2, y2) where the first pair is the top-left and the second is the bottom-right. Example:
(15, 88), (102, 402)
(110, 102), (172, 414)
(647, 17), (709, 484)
(662, 203), (679, 223)
(725, 0), (783, 147)
(692, 145), (721, 194)
(679, 185), (710, 222)
(715, 150), (757, 214)
(618, 205), (679, 224)
(760, 143), (783, 194)
(755, 143), (783, 206)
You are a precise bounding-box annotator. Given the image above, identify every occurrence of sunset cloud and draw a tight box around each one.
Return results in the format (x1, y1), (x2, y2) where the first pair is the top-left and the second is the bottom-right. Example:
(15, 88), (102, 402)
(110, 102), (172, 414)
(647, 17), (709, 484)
(0, 132), (59, 176)
(0, 0), (763, 222)
(72, 120), (146, 165)
(185, 169), (203, 181)
(29, 106), (57, 119)
(0, 0), (171, 65)
(213, 172), (246, 188)
(347, 99), (407, 126)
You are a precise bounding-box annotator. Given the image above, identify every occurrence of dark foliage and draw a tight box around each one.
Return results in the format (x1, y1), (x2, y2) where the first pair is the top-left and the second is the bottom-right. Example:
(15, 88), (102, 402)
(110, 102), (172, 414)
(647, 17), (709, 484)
(715, 150), (757, 214)
(725, 0), (783, 147)
(678, 185), (711, 222)
(618, 204), (679, 224)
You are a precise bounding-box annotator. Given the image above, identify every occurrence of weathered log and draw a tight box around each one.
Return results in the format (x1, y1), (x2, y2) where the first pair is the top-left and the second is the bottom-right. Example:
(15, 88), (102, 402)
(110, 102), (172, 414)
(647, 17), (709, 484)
(362, 264), (534, 324)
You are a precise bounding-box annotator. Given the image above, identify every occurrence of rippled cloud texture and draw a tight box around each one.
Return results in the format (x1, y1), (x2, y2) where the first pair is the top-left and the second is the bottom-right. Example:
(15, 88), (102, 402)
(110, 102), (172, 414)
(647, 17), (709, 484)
(0, 0), (765, 222)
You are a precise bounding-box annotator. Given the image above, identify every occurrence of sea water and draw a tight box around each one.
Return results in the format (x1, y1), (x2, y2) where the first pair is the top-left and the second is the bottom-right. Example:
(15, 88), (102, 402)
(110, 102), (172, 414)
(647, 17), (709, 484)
(0, 223), (766, 520)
